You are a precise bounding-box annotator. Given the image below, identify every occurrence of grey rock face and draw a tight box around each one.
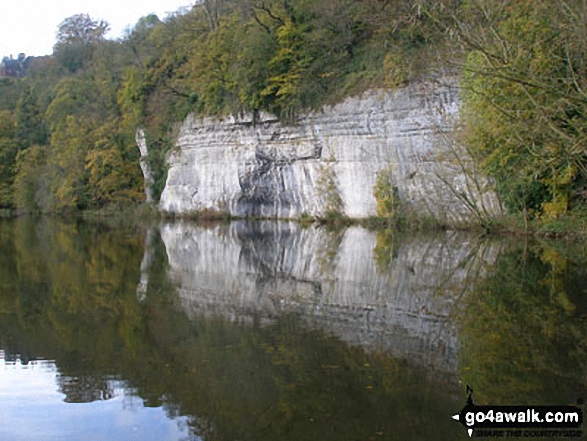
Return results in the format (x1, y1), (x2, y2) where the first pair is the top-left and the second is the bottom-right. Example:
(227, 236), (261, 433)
(154, 78), (499, 222)
(155, 221), (499, 374)
(136, 129), (154, 203)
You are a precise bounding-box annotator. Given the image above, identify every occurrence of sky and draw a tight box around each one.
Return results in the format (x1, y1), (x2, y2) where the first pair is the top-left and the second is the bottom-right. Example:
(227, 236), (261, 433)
(0, 0), (196, 59)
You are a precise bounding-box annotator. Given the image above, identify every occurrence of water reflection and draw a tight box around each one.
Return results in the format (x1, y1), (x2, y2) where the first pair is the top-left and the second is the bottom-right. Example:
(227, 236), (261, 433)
(0, 352), (194, 441)
(159, 221), (498, 375)
(458, 241), (587, 404)
(0, 218), (585, 440)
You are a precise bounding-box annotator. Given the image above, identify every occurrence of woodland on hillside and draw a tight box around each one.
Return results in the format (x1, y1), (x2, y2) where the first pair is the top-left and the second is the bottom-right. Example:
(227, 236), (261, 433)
(0, 0), (585, 228)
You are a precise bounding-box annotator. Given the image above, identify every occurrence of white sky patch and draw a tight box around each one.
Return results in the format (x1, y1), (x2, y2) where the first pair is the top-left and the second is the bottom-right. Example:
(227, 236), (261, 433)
(0, 0), (195, 58)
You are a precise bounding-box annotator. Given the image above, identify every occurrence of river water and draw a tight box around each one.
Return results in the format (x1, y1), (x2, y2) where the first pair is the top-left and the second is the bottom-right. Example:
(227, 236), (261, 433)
(0, 218), (585, 440)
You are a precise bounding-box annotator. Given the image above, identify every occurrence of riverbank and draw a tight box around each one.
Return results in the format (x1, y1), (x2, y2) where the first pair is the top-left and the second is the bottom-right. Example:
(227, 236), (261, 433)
(153, 205), (587, 239)
(3, 202), (587, 240)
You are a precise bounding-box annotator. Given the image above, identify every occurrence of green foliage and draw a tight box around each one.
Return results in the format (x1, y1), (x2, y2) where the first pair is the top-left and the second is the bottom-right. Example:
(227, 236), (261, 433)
(316, 163), (343, 217)
(47, 116), (91, 210)
(15, 86), (48, 148)
(13, 145), (47, 211)
(38, 115), (144, 212)
(233, 22), (276, 113)
(53, 44), (90, 73)
(0, 77), (25, 112)
(45, 77), (112, 129)
(85, 121), (144, 207)
(0, 13), (146, 211)
(0, 111), (17, 207)
(373, 167), (401, 220)
(459, 0), (587, 219)
(262, 20), (313, 119)
(117, 67), (146, 133)
(142, 132), (171, 202)
(122, 13), (162, 69)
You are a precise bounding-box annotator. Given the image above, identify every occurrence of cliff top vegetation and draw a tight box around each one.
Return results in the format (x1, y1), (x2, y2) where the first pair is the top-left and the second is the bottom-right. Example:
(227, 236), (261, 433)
(0, 0), (584, 232)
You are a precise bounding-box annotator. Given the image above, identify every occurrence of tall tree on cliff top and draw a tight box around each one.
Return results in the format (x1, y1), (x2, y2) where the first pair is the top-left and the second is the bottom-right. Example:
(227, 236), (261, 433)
(54, 14), (110, 72)
(56, 13), (109, 46)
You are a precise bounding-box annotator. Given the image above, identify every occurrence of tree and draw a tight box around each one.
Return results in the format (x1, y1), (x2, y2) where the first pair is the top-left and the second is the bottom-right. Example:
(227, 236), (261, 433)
(0, 110), (17, 207)
(45, 77), (111, 129)
(123, 14), (163, 68)
(54, 14), (110, 72)
(55, 14), (109, 46)
(13, 145), (47, 212)
(15, 86), (47, 149)
(195, 0), (224, 31)
(84, 119), (144, 207)
(47, 116), (91, 210)
(261, 19), (313, 119)
(434, 0), (587, 218)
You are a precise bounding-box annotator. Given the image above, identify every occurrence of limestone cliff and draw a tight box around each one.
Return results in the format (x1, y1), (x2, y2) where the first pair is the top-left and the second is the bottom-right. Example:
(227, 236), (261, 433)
(143, 78), (498, 222)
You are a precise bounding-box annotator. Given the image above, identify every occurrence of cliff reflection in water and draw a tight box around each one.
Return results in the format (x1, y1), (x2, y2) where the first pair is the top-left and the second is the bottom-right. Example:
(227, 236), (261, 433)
(159, 221), (497, 375)
(0, 218), (586, 440)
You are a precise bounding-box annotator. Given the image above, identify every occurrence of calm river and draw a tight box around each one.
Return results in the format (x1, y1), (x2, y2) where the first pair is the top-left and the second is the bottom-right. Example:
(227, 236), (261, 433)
(0, 218), (585, 440)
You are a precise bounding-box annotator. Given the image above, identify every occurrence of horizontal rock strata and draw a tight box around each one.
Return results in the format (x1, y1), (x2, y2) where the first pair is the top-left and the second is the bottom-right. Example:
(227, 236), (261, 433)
(155, 78), (498, 222)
